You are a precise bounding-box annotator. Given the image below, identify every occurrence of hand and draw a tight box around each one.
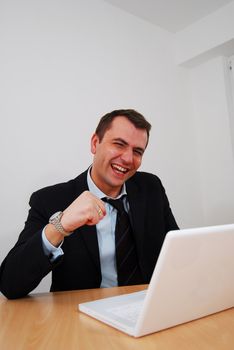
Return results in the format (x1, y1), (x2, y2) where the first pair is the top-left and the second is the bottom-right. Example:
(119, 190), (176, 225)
(61, 191), (107, 232)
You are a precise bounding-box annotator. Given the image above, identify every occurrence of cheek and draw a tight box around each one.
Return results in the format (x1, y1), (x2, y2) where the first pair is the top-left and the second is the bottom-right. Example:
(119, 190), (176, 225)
(97, 148), (119, 165)
(109, 148), (121, 159)
(134, 157), (142, 169)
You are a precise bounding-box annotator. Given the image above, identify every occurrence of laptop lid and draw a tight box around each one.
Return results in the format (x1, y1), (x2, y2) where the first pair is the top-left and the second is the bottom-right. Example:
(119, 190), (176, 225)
(135, 224), (234, 336)
(79, 224), (234, 337)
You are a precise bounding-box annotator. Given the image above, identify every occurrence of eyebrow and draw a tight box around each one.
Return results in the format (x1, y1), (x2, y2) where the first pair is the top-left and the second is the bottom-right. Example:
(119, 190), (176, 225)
(113, 138), (145, 154)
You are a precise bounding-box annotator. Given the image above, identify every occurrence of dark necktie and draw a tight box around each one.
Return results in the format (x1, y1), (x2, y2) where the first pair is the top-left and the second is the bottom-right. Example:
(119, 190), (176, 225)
(103, 196), (142, 286)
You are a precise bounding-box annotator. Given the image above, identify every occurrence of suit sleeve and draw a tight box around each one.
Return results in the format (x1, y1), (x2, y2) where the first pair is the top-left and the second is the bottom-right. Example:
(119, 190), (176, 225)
(0, 191), (63, 299)
(161, 183), (179, 232)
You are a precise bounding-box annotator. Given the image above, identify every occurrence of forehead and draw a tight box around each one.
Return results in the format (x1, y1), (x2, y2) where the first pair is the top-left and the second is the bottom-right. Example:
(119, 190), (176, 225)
(104, 116), (148, 148)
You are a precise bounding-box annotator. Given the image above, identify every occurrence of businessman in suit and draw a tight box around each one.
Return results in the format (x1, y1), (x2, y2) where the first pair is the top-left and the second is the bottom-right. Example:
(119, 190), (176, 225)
(0, 109), (178, 299)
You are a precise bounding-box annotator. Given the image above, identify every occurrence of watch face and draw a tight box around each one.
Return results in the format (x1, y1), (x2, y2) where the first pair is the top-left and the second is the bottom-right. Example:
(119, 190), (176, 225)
(50, 211), (62, 221)
(49, 211), (71, 236)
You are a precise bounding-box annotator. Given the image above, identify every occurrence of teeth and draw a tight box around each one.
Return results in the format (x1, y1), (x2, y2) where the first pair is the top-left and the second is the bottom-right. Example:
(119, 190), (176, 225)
(112, 164), (128, 173)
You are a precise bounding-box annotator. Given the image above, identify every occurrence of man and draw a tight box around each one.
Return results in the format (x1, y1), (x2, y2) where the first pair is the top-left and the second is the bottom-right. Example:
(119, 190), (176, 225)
(0, 109), (178, 299)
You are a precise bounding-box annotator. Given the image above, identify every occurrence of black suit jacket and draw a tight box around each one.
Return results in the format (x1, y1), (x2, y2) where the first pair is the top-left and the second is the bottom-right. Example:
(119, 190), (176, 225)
(0, 170), (178, 299)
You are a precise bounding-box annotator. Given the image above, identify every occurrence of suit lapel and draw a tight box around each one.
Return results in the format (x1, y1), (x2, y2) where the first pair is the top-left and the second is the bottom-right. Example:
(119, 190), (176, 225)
(74, 170), (101, 271)
(126, 179), (146, 261)
(78, 225), (101, 271)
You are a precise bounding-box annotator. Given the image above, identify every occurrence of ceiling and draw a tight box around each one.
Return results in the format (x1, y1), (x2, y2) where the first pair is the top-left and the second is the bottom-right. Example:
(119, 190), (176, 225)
(104, 0), (233, 32)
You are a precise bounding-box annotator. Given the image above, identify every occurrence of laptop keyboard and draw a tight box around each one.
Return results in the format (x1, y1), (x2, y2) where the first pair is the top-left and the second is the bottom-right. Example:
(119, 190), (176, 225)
(107, 300), (144, 323)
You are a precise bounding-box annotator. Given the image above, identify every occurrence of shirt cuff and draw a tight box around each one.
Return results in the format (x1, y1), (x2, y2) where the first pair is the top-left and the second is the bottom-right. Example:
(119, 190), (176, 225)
(42, 227), (64, 262)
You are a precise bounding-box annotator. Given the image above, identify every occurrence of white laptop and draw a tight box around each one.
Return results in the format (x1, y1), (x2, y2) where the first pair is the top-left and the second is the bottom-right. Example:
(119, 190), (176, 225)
(79, 224), (234, 337)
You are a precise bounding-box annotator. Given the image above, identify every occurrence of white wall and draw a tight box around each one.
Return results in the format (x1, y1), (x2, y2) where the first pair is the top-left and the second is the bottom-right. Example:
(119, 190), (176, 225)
(2, 0), (234, 294)
(174, 1), (234, 66)
(228, 55), (234, 156)
(190, 56), (234, 225)
(174, 0), (234, 226)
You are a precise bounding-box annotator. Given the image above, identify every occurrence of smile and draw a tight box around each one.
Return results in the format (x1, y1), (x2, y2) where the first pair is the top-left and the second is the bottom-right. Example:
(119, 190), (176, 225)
(111, 164), (129, 174)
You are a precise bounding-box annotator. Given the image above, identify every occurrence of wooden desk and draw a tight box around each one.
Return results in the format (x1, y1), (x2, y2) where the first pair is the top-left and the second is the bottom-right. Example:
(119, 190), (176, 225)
(0, 285), (233, 350)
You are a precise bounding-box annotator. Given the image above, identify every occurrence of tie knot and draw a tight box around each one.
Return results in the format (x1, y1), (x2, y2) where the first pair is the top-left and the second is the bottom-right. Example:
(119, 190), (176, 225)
(103, 196), (125, 213)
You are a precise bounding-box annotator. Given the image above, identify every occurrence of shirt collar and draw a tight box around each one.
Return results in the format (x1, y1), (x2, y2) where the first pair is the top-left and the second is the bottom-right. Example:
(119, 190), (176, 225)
(87, 166), (127, 199)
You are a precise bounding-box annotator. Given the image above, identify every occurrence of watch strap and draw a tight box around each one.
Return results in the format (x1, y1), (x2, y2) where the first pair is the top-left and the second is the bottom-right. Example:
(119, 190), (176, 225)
(49, 211), (72, 237)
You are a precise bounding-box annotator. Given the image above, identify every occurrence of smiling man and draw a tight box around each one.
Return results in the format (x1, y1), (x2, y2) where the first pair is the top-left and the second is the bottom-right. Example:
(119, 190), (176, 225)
(0, 109), (179, 299)
(91, 115), (147, 197)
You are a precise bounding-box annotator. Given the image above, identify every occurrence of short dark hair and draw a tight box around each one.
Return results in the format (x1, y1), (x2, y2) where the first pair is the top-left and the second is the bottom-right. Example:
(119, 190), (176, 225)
(95, 109), (151, 145)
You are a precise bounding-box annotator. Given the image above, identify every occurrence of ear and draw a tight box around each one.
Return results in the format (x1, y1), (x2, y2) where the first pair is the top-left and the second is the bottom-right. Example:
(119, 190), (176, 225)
(90, 133), (99, 154)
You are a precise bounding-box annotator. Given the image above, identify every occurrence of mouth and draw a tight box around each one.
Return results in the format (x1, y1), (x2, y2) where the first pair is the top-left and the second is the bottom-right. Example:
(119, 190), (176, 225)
(111, 163), (129, 175)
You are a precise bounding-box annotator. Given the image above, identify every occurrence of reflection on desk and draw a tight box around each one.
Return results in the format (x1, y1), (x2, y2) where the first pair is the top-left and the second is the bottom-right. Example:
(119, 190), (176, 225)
(0, 285), (233, 350)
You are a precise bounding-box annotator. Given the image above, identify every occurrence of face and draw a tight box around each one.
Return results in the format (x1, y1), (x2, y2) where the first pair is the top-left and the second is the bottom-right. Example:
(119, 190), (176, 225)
(90, 116), (148, 197)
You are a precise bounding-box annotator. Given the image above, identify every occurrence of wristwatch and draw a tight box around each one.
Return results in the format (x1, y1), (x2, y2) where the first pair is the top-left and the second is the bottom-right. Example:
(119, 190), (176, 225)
(49, 211), (72, 237)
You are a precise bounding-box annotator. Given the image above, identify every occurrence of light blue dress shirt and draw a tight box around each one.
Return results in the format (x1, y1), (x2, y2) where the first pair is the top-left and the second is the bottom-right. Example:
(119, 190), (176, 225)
(42, 168), (127, 288)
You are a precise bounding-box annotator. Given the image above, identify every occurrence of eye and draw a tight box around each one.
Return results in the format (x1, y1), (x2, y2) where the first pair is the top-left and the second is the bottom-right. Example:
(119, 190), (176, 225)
(113, 141), (125, 147)
(134, 149), (143, 156)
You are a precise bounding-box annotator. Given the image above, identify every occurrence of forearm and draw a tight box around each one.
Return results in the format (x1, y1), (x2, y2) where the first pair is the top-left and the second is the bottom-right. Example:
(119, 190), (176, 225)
(44, 224), (65, 247)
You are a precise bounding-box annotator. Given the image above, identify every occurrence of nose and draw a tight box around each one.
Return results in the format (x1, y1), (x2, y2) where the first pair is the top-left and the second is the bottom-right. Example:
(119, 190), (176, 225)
(120, 148), (134, 164)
